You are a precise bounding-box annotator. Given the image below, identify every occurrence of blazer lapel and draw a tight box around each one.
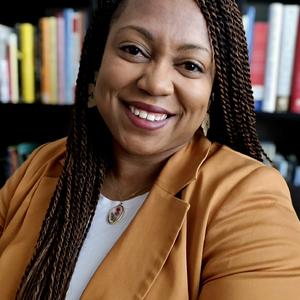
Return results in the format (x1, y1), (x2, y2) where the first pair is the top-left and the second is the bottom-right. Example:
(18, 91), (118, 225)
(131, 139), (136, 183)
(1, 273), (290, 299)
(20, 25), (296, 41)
(81, 134), (212, 299)
(81, 186), (190, 300)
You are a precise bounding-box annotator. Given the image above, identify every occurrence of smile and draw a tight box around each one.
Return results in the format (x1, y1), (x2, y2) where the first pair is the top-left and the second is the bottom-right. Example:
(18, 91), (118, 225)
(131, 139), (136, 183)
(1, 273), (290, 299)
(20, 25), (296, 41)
(129, 105), (168, 122)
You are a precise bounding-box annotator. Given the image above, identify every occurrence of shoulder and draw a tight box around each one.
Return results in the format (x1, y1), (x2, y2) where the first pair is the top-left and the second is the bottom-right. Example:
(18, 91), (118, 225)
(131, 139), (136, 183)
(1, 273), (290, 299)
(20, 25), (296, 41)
(192, 141), (293, 217)
(203, 142), (286, 190)
(29, 137), (67, 165)
(0, 137), (67, 232)
(192, 144), (300, 291)
(23, 137), (67, 177)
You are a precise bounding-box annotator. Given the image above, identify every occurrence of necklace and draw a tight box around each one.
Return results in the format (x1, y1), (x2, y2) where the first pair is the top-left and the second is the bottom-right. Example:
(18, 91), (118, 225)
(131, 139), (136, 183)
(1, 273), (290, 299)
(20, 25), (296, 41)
(106, 190), (150, 225)
(104, 174), (152, 225)
(107, 202), (125, 225)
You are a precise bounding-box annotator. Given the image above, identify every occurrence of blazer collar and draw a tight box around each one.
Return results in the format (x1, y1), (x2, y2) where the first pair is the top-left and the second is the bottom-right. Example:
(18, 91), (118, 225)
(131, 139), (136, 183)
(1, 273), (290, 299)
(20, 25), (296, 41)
(80, 134), (212, 299)
(156, 134), (212, 194)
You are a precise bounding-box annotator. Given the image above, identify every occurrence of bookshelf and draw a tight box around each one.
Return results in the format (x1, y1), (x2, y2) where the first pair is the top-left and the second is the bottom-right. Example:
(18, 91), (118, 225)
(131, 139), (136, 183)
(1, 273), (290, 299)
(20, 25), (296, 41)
(0, 0), (92, 187)
(243, 0), (300, 216)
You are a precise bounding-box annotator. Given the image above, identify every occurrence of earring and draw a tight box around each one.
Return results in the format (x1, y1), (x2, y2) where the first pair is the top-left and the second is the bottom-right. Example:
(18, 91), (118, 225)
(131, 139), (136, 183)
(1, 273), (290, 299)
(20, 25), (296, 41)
(201, 113), (210, 136)
(87, 83), (96, 108)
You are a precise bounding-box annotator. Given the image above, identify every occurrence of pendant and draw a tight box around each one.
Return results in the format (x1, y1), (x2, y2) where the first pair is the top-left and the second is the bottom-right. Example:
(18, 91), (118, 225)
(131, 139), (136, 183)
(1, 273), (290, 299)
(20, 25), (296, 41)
(107, 203), (125, 225)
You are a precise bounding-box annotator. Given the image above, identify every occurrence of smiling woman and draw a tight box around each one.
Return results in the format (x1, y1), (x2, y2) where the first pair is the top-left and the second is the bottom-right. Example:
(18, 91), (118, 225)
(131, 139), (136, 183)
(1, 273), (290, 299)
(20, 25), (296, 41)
(95, 0), (214, 160)
(1, 0), (300, 299)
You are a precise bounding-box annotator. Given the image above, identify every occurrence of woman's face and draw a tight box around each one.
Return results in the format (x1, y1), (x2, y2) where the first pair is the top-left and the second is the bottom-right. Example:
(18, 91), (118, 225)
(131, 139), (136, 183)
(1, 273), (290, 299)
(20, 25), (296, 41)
(95, 0), (215, 159)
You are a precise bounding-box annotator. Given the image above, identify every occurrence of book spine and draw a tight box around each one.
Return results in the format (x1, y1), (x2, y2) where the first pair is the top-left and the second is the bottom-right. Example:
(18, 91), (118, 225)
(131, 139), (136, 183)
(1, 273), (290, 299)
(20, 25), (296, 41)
(19, 23), (35, 103)
(0, 24), (12, 103)
(276, 5), (300, 112)
(8, 32), (19, 103)
(245, 6), (256, 62)
(262, 3), (283, 113)
(64, 8), (75, 104)
(39, 18), (50, 104)
(250, 22), (268, 111)
(290, 16), (300, 113)
(48, 17), (58, 104)
(56, 12), (65, 104)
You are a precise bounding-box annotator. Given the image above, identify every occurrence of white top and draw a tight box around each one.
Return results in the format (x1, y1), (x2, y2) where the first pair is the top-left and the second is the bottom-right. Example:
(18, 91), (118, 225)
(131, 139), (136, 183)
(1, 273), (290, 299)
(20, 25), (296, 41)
(65, 192), (148, 300)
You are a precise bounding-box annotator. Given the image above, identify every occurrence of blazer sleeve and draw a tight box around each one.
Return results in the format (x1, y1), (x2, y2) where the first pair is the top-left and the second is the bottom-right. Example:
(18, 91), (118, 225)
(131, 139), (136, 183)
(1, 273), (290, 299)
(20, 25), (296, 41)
(0, 144), (47, 237)
(199, 166), (300, 300)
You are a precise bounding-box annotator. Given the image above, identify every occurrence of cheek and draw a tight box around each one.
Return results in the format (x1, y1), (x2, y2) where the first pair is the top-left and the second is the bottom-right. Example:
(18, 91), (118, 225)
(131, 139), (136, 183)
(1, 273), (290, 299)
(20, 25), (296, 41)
(180, 81), (212, 112)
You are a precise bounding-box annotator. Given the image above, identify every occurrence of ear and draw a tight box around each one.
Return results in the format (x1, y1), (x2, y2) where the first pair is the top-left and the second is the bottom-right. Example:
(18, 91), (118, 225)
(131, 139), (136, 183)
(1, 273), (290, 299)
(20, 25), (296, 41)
(87, 72), (99, 108)
(87, 83), (96, 108)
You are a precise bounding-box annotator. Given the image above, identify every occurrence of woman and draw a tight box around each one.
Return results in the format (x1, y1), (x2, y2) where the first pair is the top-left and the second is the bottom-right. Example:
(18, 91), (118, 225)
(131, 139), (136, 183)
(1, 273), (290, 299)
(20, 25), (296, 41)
(1, 0), (300, 299)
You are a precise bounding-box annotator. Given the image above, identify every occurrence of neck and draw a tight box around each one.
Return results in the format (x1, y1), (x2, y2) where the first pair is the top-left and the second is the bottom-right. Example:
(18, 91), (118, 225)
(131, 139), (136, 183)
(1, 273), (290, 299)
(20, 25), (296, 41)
(101, 145), (171, 201)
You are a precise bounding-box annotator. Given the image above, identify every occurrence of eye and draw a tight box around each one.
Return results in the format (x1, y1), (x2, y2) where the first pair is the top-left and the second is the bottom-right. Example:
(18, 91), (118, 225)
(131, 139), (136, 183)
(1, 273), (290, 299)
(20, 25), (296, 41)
(183, 61), (203, 73)
(120, 45), (146, 57)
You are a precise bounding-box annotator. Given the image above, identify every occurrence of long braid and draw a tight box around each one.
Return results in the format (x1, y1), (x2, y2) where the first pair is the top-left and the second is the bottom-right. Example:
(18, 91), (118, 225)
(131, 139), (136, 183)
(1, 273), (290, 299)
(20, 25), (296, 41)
(16, 5), (116, 299)
(198, 0), (265, 161)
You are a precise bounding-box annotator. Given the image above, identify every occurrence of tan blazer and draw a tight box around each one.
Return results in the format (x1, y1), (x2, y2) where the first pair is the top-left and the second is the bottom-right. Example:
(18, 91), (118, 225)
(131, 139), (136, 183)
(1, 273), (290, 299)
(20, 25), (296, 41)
(1, 136), (300, 300)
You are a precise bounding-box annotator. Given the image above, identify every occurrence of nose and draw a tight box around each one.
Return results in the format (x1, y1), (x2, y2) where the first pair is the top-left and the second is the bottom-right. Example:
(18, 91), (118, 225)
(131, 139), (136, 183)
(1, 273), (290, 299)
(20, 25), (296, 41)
(137, 61), (174, 96)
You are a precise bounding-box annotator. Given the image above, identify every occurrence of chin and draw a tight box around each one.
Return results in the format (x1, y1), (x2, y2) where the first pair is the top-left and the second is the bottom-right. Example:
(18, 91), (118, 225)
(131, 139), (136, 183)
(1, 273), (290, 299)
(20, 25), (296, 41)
(121, 143), (159, 157)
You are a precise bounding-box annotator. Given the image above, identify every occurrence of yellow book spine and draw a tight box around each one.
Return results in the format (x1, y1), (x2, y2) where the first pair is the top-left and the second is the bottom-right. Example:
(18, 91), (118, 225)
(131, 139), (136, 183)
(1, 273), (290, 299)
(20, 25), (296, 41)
(19, 23), (35, 103)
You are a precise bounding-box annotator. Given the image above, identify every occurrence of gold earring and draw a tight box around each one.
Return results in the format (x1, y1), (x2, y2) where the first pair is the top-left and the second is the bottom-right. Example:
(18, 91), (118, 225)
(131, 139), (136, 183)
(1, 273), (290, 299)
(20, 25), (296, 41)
(201, 113), (210, 136)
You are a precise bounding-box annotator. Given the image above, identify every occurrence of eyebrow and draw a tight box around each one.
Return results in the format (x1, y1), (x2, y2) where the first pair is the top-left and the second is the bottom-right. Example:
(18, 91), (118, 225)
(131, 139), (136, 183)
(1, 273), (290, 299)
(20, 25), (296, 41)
(177, 44), (211, 55)
(117, 25), (211, 55)
(117, 25), (154, 42)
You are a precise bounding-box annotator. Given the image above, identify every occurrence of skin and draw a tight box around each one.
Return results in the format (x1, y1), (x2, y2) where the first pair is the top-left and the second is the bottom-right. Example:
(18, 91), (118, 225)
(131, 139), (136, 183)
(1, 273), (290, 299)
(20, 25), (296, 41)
(94, 0), (215, 199)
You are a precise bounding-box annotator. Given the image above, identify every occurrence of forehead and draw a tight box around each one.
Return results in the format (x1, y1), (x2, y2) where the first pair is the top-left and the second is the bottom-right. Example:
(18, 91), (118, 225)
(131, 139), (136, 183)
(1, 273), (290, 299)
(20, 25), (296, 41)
(111, 0), (210, 46)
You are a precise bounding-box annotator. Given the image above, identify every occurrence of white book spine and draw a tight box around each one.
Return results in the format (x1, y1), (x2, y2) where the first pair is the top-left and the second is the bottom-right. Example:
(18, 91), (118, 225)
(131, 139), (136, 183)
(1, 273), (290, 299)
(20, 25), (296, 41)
(262, 3), (284, 113)
(276, 5), (300, 112)
(0, 24), (12, 103)
(8, 32), (19, 103)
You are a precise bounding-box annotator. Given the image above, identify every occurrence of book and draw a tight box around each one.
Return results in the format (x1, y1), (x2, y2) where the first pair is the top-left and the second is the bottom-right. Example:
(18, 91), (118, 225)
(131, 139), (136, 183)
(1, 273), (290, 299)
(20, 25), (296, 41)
(64, 8), (75, 104)
(48, 16), (58, 104)
(276, 5), (300, 112)
(262, 3), (283, 113)
(0, 24), (13, 103)
(18, 23), (35, 103)
(244, 6), (256, 62)
(250, 22), (268, 111)
(39, 17), (51, 103)
(56, 11), (66, 104)
(290, 16), (300, 113)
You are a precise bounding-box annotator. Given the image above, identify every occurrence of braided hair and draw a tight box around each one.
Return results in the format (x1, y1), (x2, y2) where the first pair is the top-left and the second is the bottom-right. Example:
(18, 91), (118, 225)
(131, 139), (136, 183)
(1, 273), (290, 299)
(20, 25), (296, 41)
(17, 0), (265, 298)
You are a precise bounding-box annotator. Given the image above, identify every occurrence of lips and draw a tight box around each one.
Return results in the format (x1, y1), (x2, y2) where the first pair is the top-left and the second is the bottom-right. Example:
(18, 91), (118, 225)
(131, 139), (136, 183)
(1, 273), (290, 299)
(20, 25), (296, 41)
(129, 105), (168, 122)
(127, 101), (173, 115)
(122, 100), (175, 130)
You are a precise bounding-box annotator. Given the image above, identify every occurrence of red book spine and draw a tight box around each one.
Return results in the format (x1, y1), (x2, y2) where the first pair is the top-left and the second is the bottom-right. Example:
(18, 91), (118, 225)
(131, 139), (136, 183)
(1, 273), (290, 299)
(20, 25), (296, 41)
(290, 18), (300, 113)
(250, 22), (268, 111)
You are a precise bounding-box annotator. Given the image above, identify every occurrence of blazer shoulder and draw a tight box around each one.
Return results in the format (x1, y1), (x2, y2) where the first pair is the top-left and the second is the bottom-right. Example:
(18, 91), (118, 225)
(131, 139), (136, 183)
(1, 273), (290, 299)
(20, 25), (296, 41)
(24, 137), (67, 174)
(199, 142), (292, 211)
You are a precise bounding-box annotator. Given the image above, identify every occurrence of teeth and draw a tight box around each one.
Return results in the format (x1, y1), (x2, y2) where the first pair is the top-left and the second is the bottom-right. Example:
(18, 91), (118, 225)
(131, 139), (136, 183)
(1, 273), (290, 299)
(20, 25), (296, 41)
(129, 105), (168, 122)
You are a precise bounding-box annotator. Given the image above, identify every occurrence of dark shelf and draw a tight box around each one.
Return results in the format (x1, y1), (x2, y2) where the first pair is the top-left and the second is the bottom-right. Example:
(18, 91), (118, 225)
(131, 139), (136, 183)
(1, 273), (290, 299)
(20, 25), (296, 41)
(256, 111), (300, 161)
(0, 103), (73, 146)
(288, 185), (300, 219)
(0, 0), (89, 26)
